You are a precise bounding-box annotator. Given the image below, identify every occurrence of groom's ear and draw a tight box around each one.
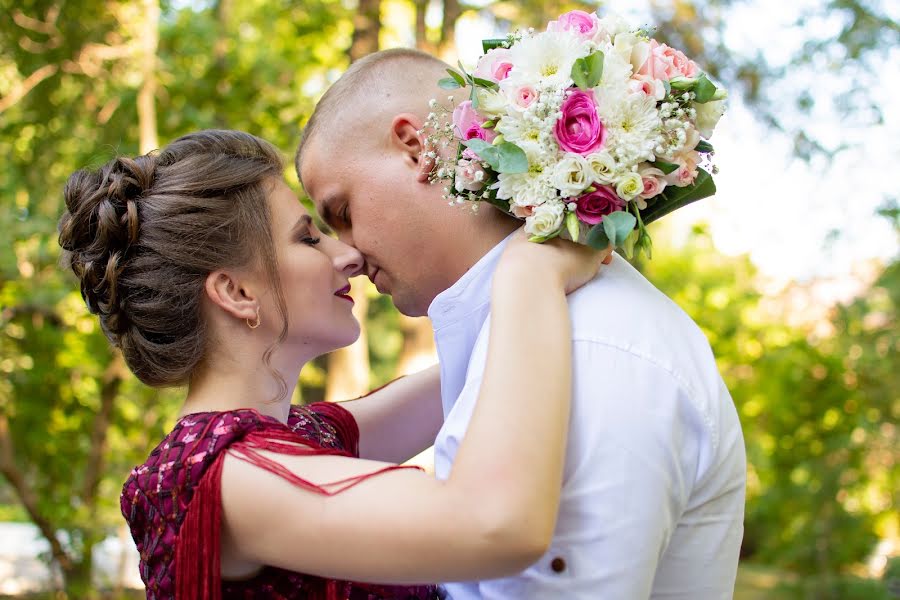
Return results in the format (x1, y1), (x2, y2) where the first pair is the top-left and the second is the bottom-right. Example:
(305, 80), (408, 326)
(389, 114), (433, 183)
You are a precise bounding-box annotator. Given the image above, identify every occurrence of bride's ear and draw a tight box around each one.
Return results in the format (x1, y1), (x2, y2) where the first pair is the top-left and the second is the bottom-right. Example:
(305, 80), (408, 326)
(204, 270), (259, 323)
(390, 114), (434, 183)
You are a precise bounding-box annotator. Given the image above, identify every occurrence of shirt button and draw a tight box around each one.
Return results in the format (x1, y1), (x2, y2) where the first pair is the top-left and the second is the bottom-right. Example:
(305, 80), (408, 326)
(550, 557), (566, 573)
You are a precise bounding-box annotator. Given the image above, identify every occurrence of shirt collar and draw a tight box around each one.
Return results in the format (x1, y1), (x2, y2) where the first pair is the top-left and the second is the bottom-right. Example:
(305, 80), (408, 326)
(427, 233), (514, 330)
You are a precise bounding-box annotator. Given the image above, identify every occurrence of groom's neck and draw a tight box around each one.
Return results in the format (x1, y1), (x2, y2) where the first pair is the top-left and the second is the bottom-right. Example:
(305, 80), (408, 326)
(440, 209), (519, 289)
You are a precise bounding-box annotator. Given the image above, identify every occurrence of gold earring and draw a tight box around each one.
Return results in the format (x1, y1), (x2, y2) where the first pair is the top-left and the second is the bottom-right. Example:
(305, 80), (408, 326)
(246, 306), (261, 329)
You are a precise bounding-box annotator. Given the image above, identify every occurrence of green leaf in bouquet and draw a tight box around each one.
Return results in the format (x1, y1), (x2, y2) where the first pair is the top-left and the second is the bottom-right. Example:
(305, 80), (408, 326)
(693, 74), (717, 104)
(641, 168), (716, 226)
(495, 142), (528, 173)
(439, 77), (462, 89)
(482, 38), (509, 53)
(695, 140), (714, 153)
(652, 159), (679, 175)
(471, 76), (500, 90)
(621, 228), (638, 259)
(571, 51), (604, 90)
(446, 68), (466, 87)
(668, 77), (695, 91)
(528, 230), (560, 243)
(566, 211), (581, 243)
(585, 224), (610, 250)
(602, 210), (637, 247)
(463, 138), (500, 169)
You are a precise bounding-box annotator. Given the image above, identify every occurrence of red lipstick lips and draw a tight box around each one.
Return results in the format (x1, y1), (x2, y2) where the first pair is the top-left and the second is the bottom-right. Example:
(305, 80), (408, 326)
(335, 285), (353, 305)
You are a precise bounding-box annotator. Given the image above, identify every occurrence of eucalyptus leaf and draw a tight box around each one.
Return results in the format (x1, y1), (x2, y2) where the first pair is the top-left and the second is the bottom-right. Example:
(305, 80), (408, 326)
(571, 51), (604, 89)
(438, 77), (462, 90)
(602, 210), (637, 246)
(585, 224), (611, 250)
(495, 142), (528, 173)
(695, 140), (714, 153)
(463, 138), (501, 170)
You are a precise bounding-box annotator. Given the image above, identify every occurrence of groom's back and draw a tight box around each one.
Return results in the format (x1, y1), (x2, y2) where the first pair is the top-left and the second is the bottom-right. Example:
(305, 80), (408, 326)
(461, 254), (746, 600)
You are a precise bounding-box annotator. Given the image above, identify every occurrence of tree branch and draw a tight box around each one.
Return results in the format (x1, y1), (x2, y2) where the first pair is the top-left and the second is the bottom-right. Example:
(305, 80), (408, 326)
(81, 352), (126, 506)
(0, 413), (73, 572)
(0, 64), (59, 114)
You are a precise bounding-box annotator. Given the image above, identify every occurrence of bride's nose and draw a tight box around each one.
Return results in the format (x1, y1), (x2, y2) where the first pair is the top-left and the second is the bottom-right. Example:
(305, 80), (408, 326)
(332, 239), (364, 277)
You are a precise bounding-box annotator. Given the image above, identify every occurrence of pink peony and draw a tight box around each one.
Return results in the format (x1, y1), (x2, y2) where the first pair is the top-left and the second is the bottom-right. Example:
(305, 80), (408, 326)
(555, 90), (606, 155)
(547, 10), (601, 38)
(474, 48), (514, 82)
(452, 100), (497, 142)
(575, 185), (625, 225)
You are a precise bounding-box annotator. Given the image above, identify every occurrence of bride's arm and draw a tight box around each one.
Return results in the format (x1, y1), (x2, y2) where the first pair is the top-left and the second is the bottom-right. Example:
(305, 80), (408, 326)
(220, 235), (608, 583)
(336, 364), (442, 464)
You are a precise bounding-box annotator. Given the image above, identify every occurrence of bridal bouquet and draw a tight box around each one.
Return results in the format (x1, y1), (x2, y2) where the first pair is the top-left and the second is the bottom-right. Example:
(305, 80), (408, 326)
(426, 10), (728, 258)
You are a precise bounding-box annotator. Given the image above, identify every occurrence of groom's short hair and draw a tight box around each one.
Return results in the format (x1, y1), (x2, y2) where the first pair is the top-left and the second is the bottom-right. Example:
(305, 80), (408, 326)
(296, 48), (448, 180)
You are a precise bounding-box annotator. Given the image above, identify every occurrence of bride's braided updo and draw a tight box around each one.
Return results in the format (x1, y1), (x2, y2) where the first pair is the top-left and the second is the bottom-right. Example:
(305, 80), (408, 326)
(58, 130), (286, 387)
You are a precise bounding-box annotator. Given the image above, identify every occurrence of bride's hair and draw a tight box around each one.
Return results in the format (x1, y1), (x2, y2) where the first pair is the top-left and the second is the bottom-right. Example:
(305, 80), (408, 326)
(58, 130), (288, 388)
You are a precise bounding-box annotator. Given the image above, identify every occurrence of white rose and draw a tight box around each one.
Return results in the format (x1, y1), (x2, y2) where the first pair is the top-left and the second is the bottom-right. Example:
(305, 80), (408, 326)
(551, 153), (591, 197)
(524, 200), (565, 238)
(585, 151), (617, 184)
(694, 99), (727, 139)
(475, 88), (508, 118)
(595, 13), (629, 43)
(615, 171), (643, 201)
(454, 159), (487, 192)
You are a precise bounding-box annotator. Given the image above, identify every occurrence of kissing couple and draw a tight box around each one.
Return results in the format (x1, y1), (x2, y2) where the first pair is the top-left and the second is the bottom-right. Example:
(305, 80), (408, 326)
(60, 44), (746, 600)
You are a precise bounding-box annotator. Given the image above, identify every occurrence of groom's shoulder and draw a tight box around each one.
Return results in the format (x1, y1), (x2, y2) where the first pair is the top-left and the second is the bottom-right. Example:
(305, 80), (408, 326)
(567, 254), (708, 347)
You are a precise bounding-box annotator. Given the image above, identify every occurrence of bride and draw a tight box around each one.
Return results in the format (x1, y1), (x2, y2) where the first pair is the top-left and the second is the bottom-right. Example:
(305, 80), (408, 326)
(58, 129), (610, 599)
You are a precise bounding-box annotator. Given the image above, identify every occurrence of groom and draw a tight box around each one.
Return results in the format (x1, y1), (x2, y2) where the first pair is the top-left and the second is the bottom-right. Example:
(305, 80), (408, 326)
(297, 48), (746, 599)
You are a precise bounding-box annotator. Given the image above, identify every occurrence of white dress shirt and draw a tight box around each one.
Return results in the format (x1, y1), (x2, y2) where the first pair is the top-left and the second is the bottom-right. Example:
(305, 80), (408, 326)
(428, 238), (746, 600)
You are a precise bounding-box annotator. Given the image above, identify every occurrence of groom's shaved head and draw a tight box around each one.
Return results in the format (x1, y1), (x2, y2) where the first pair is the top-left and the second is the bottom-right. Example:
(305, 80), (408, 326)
(296, 48), (449, 178)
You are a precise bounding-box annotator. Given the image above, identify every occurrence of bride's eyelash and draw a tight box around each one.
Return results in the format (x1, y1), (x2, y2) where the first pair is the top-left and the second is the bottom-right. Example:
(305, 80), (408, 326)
(300, 235), (321, 246)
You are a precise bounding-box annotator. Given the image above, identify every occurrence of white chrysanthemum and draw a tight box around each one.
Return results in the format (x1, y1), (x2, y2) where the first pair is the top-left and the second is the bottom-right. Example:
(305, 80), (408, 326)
(493, 158), (558, 208)
(596, 89), (661, 167)
(524, 199), (566, 238)
(505, 30), (591, 89)
(496, 113), (559, 161)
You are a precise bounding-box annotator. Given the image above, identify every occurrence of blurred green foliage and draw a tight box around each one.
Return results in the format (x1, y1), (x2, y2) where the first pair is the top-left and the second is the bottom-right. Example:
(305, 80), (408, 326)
(0, 0), (896, 597)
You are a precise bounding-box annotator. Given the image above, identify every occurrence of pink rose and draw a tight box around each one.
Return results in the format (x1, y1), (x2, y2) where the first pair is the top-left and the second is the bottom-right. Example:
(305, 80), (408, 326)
(637, 165), (667, 201)
(555, 90), (606, 155)
(452, 100), (497, 142)
(629, 75), (666, 99)
(475, 48), (514, 82)
(514, 86), (538, 108)
(664, 152), (700, 187)
(547, 10), (601, 38)
(454, 159), (487, 192)
(637, 40), (699, 82)
(575, 185), (625, 225)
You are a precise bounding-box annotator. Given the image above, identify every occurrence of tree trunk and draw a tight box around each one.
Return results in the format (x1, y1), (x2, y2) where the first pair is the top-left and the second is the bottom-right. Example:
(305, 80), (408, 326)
(437, 0), (462, 60)
(395, 315), (437, 377)
(325, 278), (371, 401)
(349, 0), (381, 62)
(414, 0), (431, 52)
(137, 0), (160, 154)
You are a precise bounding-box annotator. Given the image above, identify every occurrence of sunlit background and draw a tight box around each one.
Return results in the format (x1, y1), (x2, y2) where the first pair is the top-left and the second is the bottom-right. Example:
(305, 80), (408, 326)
(0, 0), (897, 598)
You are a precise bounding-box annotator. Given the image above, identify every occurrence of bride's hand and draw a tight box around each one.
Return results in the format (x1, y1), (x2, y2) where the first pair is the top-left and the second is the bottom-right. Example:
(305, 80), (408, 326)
(497, 228), (613, 295)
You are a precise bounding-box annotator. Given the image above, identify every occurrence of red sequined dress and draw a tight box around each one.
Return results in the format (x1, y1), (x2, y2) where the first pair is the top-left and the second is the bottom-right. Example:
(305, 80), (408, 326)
(121, 402), (442, 600)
